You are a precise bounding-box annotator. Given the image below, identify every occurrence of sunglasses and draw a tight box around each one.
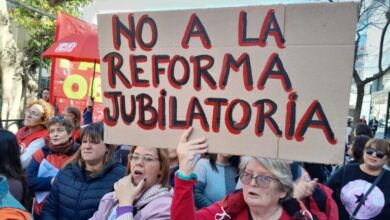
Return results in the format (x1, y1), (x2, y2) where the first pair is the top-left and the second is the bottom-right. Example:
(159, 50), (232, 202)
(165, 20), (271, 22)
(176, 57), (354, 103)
(365, 147), (386, 159)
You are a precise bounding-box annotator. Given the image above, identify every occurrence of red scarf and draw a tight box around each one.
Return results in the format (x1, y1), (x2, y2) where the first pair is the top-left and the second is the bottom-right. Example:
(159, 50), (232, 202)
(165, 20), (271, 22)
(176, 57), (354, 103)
(73, 127), (81, 141)
(16, 126), (48, 152)
(48, 138), (76, 154)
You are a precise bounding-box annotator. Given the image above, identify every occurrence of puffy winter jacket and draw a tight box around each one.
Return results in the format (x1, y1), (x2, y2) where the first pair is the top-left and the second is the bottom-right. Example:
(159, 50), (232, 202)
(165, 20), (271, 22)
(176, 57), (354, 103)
(26, 143), (79, 216)
(41, 161), (125, 220)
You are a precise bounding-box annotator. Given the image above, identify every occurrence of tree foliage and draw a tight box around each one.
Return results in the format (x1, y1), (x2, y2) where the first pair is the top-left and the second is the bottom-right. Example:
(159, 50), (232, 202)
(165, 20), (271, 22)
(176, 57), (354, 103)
(351, 0), (390, 125)
(8, 0), (91, 78)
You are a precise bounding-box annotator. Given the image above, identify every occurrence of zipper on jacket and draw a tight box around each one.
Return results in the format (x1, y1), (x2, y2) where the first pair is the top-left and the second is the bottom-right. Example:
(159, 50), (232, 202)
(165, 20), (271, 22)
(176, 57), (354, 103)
(74, 182), (86, 219)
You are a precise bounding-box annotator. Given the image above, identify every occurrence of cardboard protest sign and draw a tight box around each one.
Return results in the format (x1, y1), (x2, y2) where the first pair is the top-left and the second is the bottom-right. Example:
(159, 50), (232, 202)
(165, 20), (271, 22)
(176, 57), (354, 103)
(97, 3), (358, 164)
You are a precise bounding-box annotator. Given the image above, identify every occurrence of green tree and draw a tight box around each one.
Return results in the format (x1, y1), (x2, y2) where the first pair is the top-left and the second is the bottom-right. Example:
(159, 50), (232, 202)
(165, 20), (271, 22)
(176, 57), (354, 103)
(349, 0), (390, 125)
(9, 0), (92, 82)
(0, 0), (91, 131)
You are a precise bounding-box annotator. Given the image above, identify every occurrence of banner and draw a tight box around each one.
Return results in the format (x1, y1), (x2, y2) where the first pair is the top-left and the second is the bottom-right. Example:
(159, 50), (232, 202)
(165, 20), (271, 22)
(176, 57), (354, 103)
(51, 59), (103, 121)
(50, 12), (103, 121)
(97, 3), (358, 163)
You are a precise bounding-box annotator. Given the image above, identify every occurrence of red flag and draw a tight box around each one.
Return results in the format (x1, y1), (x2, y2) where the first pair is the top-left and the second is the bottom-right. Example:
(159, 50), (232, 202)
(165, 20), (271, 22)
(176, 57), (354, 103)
(49, 12), (103, 122)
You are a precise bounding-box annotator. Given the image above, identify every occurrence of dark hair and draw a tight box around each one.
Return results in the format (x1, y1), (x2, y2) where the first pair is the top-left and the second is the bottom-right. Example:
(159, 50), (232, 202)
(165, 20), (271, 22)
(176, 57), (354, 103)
(355, 123), (373, 138)
(71, 122), (116, 174)
(47, 116), (74, 134)
(0, 129), (29, 206)
(65, 106), (81, 128)
(40, 87), (50, 94)
(351, 135), (370, 163)
(208, 153), (240, 172)
(39, 88), (49, 99)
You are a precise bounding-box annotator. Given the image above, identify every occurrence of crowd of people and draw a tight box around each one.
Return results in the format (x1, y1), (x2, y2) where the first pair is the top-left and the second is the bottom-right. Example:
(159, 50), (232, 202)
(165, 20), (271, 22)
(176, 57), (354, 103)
(0, 90), (390, 220)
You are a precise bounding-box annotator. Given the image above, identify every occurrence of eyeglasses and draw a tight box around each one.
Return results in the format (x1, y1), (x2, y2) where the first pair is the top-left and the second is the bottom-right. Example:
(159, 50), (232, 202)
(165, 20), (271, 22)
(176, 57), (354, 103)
(25, 109), (42, 117)
(128, 153), (159, 164)
(239, 172), (280, 189)
(365, 147), (386, 159)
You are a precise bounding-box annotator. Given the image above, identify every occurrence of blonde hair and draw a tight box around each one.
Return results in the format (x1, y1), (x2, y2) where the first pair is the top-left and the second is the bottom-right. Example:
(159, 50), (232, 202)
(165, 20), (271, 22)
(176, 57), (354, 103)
(239, 157), (293, 203)
(25, 99), (54, 126)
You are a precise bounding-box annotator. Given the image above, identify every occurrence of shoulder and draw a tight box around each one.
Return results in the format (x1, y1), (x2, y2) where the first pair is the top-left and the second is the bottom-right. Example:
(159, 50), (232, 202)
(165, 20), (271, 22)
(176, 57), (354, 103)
(28, 137), (46, 148)
(381, 169), (390, 180)
(105, 163), (126, 176)
(147, 192), (172, 206)
(139, 193), (172, 218)
(0, 208), (31, 220)
(57, 163), (79, 179)
(99, 191), (117, 204)
(195, 158), (210, 169)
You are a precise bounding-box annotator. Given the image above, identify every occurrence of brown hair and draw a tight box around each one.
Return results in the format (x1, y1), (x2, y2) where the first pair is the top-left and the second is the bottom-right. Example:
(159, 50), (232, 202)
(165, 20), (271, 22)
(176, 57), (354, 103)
(25, 99), (54, 126)
(70, 122), (116, 174)
(47, 116), (74, 134)
(365, 138), (390, 158)
(65, 106), (81, 128)
(127, 146), (170, 188)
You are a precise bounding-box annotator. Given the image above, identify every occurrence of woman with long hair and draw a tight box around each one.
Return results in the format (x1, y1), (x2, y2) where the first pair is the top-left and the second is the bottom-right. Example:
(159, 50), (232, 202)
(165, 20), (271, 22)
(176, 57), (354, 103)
(0, 129), (29, 207)
(41, 122), (125, 220)
(64, 106), (81, 141)
(347, 135), (370, 164)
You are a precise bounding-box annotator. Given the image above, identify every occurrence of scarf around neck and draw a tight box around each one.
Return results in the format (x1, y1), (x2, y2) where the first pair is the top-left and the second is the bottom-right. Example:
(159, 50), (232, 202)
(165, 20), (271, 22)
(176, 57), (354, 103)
(16, 125), (47, 151)
(134, 184), (170, 208)
(48, 138), (75, 154)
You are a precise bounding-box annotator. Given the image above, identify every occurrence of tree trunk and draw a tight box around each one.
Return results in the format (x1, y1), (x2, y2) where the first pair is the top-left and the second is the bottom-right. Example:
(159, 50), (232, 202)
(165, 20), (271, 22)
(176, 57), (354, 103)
(353, 83), (365, 126)
(0, 0), (25, 132)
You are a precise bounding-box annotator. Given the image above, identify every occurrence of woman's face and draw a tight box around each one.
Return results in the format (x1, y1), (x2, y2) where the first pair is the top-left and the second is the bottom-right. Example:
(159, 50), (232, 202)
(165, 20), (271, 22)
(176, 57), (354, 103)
(242, 159), (287, 209)
(49, 123), (72, 145)
(24, 104), (44, 127)
(65, 111), (77, 125)
(363, 145), (388, 170)
(80, 135), (107, 166)
(129, 147), (161, 190)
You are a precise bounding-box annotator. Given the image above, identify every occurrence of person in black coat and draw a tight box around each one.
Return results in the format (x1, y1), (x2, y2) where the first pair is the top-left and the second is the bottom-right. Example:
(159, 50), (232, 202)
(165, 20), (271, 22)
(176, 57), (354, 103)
(41, 122), (125, 220)
(369, 117), (379, 136)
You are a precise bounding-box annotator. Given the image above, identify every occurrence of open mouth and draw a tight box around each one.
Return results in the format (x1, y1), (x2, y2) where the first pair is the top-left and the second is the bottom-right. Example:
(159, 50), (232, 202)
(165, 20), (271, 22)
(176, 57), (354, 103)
(133, 170), (144, 178)
(248, 191), (260, 197)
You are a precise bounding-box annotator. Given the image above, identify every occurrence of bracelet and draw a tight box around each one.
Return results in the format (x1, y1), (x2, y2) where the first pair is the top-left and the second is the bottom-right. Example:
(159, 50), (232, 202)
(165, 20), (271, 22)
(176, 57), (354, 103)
(177, 170), (197, 180)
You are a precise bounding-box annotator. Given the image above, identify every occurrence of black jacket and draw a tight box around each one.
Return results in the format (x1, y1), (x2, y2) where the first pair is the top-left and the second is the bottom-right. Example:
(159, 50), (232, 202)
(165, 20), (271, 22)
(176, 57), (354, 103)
(41, 161), (125, 220)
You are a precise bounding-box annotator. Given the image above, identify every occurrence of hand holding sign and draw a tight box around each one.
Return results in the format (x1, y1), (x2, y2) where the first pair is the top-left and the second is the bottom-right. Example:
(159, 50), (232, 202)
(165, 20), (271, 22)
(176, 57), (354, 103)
(99, 3), (358, 164)
(177, 127), (208, 176)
